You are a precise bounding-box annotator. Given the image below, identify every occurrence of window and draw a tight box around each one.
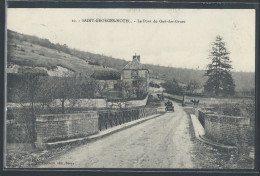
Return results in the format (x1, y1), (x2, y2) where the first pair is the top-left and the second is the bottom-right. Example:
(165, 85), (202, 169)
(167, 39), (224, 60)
(131, 70), (138, 78)
(132, 80), (138, 87)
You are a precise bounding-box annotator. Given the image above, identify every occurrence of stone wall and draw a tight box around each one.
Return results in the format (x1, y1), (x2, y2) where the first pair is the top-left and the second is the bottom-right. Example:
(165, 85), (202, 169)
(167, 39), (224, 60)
(35, 107), (157, 149)
(198, 109), (216, 128)
(107, 94), (149, 109)
(36, 112), (98, 148)
(198, 110), (250, 151)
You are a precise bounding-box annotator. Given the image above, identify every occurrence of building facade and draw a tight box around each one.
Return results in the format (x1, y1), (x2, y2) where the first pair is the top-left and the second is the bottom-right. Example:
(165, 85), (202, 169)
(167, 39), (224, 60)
(91, 55), (150, 99)
(121, 55), (149, 98)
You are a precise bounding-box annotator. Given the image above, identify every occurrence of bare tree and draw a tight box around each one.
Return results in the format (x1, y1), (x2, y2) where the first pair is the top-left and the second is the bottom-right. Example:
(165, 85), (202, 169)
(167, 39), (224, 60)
(11, 71), (48, 148)
(93, 80), (108, 98)
(53, 73), (81, 114)
(37, 76), (56, 111)
(119, 81), (133, 100)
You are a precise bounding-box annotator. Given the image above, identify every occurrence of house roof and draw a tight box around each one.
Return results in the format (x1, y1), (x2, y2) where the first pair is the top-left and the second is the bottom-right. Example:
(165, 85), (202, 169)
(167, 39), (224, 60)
(123, 58), (148, 70)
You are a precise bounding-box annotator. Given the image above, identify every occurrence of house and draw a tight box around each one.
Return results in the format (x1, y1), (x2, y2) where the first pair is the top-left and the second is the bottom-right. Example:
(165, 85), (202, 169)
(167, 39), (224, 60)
(121, 54), (150, 98)
(91, 54), (150, 99)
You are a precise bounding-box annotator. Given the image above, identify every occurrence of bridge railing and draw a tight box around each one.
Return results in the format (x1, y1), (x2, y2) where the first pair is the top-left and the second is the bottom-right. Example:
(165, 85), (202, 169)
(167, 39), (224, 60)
(98, 108), (157, 131)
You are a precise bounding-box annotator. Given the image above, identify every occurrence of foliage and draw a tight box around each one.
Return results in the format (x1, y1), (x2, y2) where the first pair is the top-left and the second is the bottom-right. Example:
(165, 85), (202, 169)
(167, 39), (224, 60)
(7, 72), (96, 146)
(149, 81), (160, 88)
(135, 78), (148, 99)
(47, 74), (95, 113)
(91, 68), (121, 80)
(204, 36), (235, 97)
(146, 94), (161, 108)
(93, 80), (109, 98)
(52, 75), (78, 113)
(186, 80), (199, 94)
(88, 60), (101, 66)
(8, 73), (95, 102)
(118, 81), (133, 99)
(7, 123), (29, 143)
(210, 99), (255, 119)
(117, 79), (148, 100)
(161, 78), (182, 95)
(10, 72), (49, 148)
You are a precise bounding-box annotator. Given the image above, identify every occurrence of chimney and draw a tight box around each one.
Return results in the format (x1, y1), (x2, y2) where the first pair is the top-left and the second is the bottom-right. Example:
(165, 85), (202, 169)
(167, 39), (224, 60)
(133, 54), (140, 62)
(137, 55), (140, 62)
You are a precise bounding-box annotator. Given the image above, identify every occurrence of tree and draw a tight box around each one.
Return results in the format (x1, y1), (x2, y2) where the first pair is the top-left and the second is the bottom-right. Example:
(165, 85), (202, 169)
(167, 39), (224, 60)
(135, 78), (148, 99)
(119, 81), (133, 100)
(37, 77), (56, 110)
(78, 78), (95, 98)
(161, 78), (182, 95)
(186, 80), (200, 94)
(204, 36), (235, 96)
(11, 71), (48, 149)
(53, 74), (81, 114)
(93, 80), (108, 98)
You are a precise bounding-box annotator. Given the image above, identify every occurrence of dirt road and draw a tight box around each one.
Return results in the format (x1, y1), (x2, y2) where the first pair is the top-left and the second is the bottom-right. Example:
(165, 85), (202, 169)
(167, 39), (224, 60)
(38, 101), (195, 168)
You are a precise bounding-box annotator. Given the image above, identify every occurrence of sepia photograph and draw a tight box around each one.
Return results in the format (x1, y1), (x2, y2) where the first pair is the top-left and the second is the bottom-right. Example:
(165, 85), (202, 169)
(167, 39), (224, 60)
(5, 8), (256, 169)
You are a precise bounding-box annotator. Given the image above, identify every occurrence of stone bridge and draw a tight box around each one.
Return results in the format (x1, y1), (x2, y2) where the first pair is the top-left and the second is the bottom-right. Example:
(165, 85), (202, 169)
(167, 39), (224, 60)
(35, 107), (157, 149)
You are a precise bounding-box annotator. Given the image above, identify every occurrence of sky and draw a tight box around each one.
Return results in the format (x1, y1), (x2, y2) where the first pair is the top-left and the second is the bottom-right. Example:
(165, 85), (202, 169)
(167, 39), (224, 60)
(7, 8), (255, 72)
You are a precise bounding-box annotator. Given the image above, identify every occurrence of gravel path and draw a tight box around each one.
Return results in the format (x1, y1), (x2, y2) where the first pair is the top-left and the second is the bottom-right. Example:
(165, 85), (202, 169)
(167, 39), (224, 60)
(37, 101), (195, 168)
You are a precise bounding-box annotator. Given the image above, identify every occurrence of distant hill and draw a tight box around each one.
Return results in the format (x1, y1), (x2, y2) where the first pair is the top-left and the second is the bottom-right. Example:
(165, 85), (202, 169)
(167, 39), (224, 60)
(7, 30), (94, 76)
(145, 64), (255, 92)
(7, 29), (255, 92)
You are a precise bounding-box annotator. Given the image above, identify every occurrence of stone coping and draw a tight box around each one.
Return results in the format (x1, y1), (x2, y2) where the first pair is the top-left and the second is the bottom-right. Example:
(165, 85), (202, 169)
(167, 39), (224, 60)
(199, 110), (249, 125)
(38, 111), (97, 116)
(37, 112), (98, 122)
(199, 110), (249, 119)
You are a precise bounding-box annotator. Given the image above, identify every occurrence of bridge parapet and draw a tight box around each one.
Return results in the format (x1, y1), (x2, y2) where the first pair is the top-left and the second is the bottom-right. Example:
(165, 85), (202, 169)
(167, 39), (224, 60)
(35, 111), (98, 149)
(35, 108), (157, 149)
(198, 110), (250, 154)
(98, 108), (157, 131)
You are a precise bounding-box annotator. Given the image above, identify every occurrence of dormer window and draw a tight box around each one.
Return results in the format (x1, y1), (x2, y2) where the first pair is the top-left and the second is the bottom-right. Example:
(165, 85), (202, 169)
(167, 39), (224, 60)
(131, 70), (138, 78)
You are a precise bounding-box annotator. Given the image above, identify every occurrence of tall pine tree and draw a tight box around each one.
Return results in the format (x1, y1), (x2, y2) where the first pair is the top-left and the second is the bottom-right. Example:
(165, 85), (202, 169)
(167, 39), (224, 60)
(204, 36), (235, 97)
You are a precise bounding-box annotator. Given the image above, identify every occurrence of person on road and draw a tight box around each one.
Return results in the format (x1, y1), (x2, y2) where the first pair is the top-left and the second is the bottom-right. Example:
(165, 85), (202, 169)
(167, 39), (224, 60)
(166, 100), (172, 106)
(193, 99), (196, 106)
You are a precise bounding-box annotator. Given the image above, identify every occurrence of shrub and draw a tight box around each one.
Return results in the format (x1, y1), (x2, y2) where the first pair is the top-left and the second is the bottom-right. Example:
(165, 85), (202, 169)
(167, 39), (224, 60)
(161, 78), (182, 95)
(7, 123), (29, 143)
(210, 100), (255, 118)
(222, 104), (241, 116)
(146, 94), (161, 108)
(149, 81), (160, 88)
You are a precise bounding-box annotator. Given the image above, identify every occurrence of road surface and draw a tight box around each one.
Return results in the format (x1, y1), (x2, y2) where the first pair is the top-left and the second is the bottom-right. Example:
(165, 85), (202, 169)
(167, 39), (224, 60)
(38, 101), (195, 168)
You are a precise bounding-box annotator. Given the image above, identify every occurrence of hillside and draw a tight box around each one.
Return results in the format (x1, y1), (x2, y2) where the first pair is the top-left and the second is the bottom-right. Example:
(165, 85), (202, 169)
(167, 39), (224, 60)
(7, 30), (94, 76)
(7, 29), (255, 92)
